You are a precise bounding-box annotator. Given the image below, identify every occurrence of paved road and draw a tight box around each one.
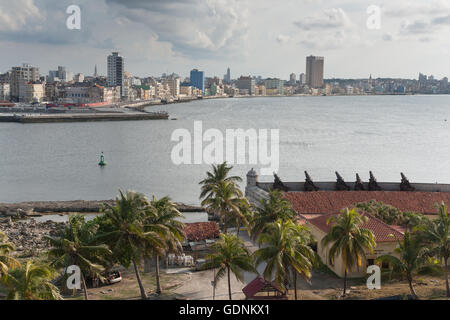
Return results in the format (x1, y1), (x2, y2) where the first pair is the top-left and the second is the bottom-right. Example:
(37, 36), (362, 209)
(173, 229), (266, 300)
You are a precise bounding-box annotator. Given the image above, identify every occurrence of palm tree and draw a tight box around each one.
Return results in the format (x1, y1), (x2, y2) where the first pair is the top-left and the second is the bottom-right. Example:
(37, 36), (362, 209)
(419, 203), (450, 297)
(100, 190), (165, 299)
(203, 233), (255, 300)
(201, 181), (244, 233)
(250, 190), (296, 241)
(46, 214), (112, 300)
(253, 219), (316, 299)
(2, 260), (62, 300)
(0, 231), (20, 278)
(233, 198), (253, 236)
(321, 208), (376, 296)
(199, 162), (242, 201)
(145, 195), (185, 295)
(377, 231), (429, 300)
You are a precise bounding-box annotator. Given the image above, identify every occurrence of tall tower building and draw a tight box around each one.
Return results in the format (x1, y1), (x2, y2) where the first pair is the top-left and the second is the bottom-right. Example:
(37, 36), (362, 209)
(94, 64), (98, 78)
(107, 52), (124, 94)
(190, 69), (205, 95)
(305, 55), (324, 88)
(224, 67), (231, 83)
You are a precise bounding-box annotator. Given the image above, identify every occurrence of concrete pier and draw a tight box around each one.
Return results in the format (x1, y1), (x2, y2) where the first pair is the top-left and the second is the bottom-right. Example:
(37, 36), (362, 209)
(0, 112), (169, 123)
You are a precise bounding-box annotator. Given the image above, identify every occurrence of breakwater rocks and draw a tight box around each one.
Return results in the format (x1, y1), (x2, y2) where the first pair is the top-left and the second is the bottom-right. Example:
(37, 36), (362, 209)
(0, 200), (205, 217)
(0, 218), (64, 255)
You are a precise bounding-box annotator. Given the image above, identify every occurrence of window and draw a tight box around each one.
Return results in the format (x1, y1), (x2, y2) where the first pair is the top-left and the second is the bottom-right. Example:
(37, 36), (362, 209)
(382, 262), (390, 269)
(367, 259), (375, 266)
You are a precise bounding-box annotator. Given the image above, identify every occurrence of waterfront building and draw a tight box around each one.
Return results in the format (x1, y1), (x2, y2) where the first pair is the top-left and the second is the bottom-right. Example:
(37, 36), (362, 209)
(22, 81), (45, 103)
(107, 52), (124, 96)
(289, 73), (296, 85)
(306, 55), (324, 88)
(236, 76), (256, 95)
(264, 78), (284, 95)
(245, 169), (450, 278)
(0, 83), (10, 101)
(190, 69), (205, 95)
(10, 64), (40, 101)
(299, 73), (306, 85)
(256, 84), (266, 96)
(63, 84), (121, 104)
(164, 75), (181, 98)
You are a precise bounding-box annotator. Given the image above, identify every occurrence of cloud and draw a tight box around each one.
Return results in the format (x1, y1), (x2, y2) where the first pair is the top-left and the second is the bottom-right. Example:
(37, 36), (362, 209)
(294, 8), (353, 31)
(104, 0), (249, 58)
(293, 8), (360, 50)
(276, 34), (291, 44)
(0, 0), (43, 32)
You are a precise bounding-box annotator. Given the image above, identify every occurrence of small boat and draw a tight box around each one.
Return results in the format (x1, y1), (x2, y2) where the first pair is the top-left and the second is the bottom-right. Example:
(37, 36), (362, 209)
(98, 152), (107, 167)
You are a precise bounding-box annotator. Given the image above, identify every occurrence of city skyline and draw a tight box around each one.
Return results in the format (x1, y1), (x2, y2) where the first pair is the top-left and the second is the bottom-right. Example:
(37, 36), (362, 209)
(1, 0), (450, 79)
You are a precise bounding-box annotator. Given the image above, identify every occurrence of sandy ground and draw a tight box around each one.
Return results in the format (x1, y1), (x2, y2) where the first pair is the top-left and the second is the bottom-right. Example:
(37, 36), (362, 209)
(173, 229), (450, 300)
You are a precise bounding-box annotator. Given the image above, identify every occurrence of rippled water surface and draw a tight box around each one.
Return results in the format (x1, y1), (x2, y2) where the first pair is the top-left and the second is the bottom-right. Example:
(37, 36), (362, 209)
(1, 95), (449, 204)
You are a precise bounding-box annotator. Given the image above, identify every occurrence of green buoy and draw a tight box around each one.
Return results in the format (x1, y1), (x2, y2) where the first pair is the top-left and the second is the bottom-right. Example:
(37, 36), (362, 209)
(98, 152), (107, 167)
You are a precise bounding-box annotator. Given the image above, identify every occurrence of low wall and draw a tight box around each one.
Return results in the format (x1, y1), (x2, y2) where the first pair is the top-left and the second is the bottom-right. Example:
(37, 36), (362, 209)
(256, 181), (450, 193)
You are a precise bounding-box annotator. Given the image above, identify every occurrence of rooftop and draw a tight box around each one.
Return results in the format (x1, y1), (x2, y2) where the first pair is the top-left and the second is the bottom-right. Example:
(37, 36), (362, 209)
(283, 191), (449, 215)
(307, 212), (404, 242)
(183, 222), (219, 242)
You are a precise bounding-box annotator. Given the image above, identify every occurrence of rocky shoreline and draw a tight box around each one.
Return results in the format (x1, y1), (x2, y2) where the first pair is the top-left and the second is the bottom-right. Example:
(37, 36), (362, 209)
(0, 200), (204, 218)
(0, 218), (64, 256)
(0, 200), (205, 255)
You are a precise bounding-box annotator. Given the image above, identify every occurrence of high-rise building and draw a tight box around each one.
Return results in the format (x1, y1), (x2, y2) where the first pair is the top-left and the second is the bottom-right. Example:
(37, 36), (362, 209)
(299, 73), (306, 85)
(289, 73), (296, 85)
(236, 76), (256, 95)
(10, 64), (40, 101)
(94, 65), (98, 78)
(264, 78), (284, 95)
(190, 69), (205, 95)
(107, 52), (124, 95)
(164, 75), (181, 98)
(306, 55), (324, 88)
(223, 67), (231, 83)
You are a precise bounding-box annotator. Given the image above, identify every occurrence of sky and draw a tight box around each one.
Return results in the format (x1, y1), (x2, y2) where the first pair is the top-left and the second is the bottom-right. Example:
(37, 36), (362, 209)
(1, 0), (450, 80)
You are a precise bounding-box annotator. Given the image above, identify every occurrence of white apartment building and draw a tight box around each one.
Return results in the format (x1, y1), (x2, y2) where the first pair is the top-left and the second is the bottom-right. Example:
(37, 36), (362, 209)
(10, 64), (40, 101)
(0, 83), (10, 101)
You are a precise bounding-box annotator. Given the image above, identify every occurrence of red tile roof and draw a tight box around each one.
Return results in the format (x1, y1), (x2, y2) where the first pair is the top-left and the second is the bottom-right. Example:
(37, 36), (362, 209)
(283, 191), (449, 215)
(183, 222), (219, 241)
(308, 212), (404, 242)
(242, 276), (285, 299)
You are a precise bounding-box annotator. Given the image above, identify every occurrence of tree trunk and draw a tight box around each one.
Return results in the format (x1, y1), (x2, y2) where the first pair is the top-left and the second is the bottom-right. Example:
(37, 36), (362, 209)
(155, 255), (162, 294)
(227, 266), (232, 300)
(444, 257), (449, 298)
(407, 274), (418, 300)
(293, 269), (298, 300)
(81, 272), (88, 300)
(343, 268), (348, 296)
(132, 259), (148, 300)
(143, 258), (152, 274)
